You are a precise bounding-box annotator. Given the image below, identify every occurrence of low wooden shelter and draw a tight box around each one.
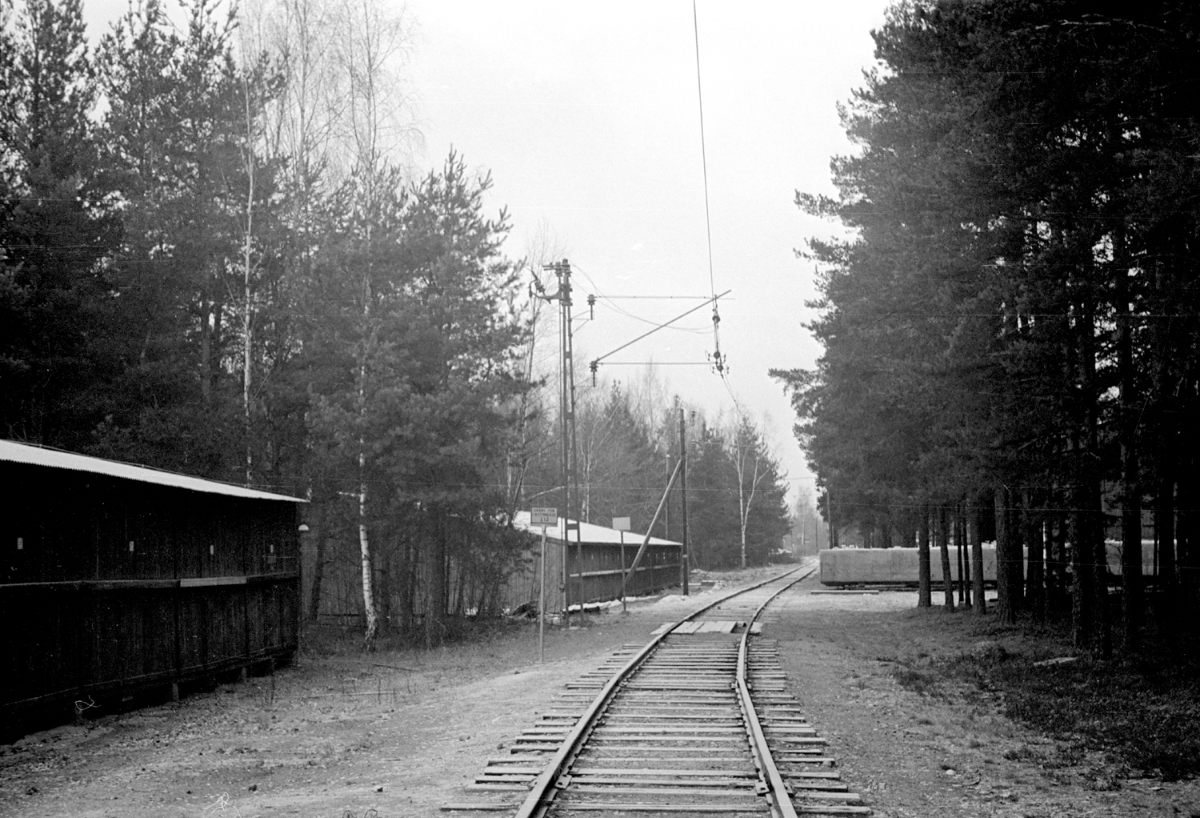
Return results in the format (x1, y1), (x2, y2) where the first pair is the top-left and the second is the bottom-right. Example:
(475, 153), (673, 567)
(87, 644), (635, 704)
(504, 511), (682, 613)
(0, 439), (304, 734)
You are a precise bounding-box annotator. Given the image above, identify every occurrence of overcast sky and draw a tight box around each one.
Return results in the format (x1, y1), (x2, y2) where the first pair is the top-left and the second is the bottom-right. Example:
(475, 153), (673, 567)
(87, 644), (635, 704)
(405, 1), (889, 503)
(82, 0), (892, 505)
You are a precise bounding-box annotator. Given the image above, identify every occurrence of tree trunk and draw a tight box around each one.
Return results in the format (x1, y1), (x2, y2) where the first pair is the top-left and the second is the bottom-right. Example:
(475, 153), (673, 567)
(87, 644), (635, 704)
(969, 501), (986, 615)
(917, 505), (931, 608)
(1115, 241), (1143, 651)
(454, 555), (467, 617)
(241, 72), (256, 486)
(1119, 467), (1143, 651)
(1024, 491), (1045, 625)
(356, 277), (378, 651)
(939, 506), (955, 610)
(1156, 469), (1177, 641)
(199, 300), (214, 407)
(1067, 278), (1110, 656)
(826, 490), (837, 549)
(1152, 259), (1178, 641)
(1178, 439), (1200, 641)
(1048, 510), (1069, 612)
(426, 513), (448, 647)
(958, 508), (971, 609)
(1082, 321), (1112, 660)
(1069, 439), (1095, 650)
(358, 471), (379, 650)
(307, 502), (327, 622)
(995, 487), (1017, 624)
(377, 546), (392, 626)
(242, 261), (253, 483)
(400, 528), (417, 634)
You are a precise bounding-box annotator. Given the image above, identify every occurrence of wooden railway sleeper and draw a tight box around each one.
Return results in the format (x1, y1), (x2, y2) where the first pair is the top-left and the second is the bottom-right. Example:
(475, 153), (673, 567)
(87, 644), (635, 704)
(504, 566), (818, 818)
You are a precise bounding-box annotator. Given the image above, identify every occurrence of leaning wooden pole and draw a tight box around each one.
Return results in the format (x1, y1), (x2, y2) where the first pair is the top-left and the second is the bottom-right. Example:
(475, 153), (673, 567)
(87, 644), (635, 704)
(622, 460), (683, 598)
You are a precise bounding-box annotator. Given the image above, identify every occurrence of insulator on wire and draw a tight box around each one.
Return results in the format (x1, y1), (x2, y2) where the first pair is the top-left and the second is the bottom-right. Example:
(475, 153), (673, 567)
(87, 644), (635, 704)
(710, 304), (725, 374)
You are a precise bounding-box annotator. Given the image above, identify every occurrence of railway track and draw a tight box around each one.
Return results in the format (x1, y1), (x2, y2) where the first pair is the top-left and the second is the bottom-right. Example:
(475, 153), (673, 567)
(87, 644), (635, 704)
(444, 565), (868, 817)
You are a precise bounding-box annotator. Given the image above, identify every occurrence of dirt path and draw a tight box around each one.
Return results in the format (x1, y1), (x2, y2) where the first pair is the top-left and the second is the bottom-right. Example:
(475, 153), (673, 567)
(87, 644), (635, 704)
(770, 589), (1200, 818)
(2, 568), (1197, 817)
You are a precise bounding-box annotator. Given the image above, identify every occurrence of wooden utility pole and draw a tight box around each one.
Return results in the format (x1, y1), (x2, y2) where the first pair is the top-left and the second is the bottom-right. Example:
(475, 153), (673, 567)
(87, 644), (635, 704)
(534, 260), (581, 627)
(679, 407), (690, 595)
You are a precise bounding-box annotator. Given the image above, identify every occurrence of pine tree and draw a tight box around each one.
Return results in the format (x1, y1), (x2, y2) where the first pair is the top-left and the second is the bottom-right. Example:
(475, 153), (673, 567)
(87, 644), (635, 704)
(779, 0), (1200, 652)
(0, 0), (117, 447)
(308, 152), (530, 646)
(92, 0), (283, 481)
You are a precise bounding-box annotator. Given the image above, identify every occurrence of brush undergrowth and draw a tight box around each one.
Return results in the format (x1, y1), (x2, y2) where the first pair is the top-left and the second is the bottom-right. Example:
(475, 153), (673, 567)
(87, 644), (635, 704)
(892, 615), (1200, 781)
(300, 615), (537, 656)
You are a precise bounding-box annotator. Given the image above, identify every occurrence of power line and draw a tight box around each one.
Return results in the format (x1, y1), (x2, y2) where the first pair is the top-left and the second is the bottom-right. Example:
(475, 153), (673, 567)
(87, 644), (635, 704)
(592, 298), (708, 333)
(571, 262), (711, 334)
(596, 361), (712, 366)
(589, 288), (731, 383)
(691, 0), (726, 376)
(600, 294), (723, 300)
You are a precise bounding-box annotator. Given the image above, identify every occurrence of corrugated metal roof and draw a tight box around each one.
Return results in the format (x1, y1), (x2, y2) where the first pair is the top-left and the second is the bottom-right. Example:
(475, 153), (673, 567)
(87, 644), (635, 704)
(512, 510), (678, 546)
(0, 439), (304, 503)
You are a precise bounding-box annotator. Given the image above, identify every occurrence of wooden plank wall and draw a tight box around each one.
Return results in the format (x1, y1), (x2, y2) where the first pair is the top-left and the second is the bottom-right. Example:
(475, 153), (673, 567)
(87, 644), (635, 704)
(451, 538), (681, 614)
(1, 578), (299, 725)
(0, 462), (301, 733)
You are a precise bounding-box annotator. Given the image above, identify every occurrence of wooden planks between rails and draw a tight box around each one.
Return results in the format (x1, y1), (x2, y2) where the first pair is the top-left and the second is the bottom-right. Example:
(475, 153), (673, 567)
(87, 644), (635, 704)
(442, 567), (870, 817)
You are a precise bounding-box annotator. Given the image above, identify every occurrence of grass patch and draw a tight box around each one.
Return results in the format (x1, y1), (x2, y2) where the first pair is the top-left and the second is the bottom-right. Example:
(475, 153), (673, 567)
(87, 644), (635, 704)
(893, 663), (941, 696)
(940, 647), (1200, 781)
(882, 609), (1200, 781)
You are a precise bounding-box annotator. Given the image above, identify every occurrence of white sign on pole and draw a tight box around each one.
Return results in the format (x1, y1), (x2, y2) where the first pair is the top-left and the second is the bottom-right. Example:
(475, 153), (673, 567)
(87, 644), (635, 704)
(531, 507), (557, 527)
(614, 516), (630, 612)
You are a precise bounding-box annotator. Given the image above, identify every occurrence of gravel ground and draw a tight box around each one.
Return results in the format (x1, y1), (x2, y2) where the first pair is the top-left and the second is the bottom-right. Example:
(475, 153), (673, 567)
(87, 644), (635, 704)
(1, 565), (1197, 817)
(769, 589), (1200, 817)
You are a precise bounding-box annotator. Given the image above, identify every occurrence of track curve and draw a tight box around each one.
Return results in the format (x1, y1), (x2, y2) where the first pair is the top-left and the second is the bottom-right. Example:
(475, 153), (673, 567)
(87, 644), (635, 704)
(444, 565), (869, 817)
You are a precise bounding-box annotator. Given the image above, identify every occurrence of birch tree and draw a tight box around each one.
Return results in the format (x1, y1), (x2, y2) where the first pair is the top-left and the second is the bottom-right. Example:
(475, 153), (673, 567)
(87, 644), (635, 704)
(331, 0), (411, 649)
(728, 418), (788, 568)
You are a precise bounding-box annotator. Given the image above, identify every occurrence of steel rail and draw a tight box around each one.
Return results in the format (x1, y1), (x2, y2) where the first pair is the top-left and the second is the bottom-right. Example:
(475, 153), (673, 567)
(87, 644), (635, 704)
(510, 564), (814, 818)
(735, 568), (816, 818)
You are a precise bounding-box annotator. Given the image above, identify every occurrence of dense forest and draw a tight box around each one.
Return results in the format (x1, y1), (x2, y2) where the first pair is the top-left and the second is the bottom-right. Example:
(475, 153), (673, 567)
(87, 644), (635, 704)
(775, 0), (1200, 656)
(0, 0), (791, 646)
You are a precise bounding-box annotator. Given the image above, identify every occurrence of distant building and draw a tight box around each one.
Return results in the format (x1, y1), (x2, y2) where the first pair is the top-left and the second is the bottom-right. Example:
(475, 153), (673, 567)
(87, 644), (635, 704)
(504, 512), (681, 612)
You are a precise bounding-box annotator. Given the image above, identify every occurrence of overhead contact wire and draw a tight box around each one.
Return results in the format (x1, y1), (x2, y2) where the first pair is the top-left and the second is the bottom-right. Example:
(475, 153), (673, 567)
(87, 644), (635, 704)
(693, 0), (726, 373)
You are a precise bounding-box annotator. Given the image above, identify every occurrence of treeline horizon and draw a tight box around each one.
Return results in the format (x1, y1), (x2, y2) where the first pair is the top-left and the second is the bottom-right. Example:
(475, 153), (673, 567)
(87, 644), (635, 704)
(0, 0), (792, 647)
(774, 0), (1200, 657)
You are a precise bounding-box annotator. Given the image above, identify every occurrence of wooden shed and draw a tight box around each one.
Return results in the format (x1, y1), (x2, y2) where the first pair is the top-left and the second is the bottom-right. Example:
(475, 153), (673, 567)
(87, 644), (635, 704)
(0, 440), (304, 735)
(503, 512), (682, 613)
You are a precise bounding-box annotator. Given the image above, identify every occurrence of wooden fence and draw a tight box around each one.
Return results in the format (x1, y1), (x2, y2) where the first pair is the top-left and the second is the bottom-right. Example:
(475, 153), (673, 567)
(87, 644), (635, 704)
(501, 535), (682, 613)
(302, 523), (683, 624)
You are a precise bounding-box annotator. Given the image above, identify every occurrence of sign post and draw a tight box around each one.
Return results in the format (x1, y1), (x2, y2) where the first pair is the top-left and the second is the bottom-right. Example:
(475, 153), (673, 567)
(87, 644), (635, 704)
(612, 516), (631, 612)
(530, 507), (557, 662)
